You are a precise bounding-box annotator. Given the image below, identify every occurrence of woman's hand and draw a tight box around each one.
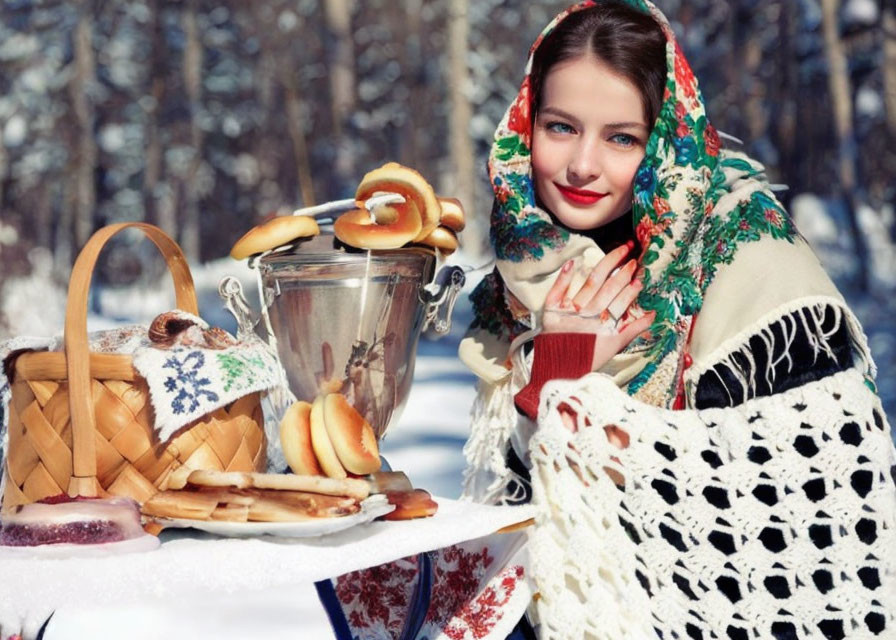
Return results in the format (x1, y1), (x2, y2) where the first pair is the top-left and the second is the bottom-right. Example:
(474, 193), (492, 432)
(542, 242), (655, 372)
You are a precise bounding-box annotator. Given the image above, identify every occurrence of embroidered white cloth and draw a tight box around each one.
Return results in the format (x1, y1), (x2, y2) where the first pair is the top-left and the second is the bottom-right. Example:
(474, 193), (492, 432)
(527, 370), (896, 639)
(130, 338), (281, 442)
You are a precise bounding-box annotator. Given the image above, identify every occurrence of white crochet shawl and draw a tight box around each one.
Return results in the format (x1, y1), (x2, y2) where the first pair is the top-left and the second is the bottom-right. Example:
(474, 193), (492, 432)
(529, 366), (895, 639)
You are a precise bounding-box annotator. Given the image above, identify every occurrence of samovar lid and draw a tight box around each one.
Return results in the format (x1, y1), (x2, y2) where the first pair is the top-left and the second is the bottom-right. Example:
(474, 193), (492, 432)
(257, 232), (436, 281)
(259, 232), (433, 262)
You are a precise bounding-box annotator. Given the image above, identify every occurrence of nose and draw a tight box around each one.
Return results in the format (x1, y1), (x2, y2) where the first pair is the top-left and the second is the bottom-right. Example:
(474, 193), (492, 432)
(567, 137), (601, 184)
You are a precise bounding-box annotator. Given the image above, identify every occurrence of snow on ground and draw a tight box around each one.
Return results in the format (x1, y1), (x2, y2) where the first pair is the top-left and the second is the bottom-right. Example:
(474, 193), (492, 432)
(379, 351), (476, 499)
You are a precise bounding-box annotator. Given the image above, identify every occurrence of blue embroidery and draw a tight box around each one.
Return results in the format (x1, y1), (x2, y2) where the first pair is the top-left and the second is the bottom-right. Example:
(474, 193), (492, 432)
(162, 350), (219, 414)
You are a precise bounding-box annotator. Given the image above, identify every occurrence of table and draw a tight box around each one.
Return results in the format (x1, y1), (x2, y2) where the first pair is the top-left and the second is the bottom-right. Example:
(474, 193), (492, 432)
(0, 498), (536, 640)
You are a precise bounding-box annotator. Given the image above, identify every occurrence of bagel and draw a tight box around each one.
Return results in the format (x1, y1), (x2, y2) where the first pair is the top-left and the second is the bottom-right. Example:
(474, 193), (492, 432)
(355, 162), (440, 242)
(333, 200), (422, 250)
(417, 225), (459, 255)
(309, 395), (348, 479)
(230, 215), (319, 259)
(437, 197), (466, 232)
(279, 400), (324, 476)
(381, 489), (438, 521)
(323, 393), (381, 475)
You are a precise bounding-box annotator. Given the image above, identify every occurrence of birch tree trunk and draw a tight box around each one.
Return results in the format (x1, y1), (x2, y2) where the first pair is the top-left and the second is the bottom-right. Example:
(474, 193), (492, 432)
(0, 136), (6, 215)
(181, 0), (203, 262)
(742, 37), (765, 147)
(883, 3), (896, 241)
(144, 0), (173, 237)
(403, 0), (423, 170)
(324, 0), (356, 194)
(446, 0), (481, 256)
(70, 3), (97, 252)
(253, 19), (278, 213)
(774, 0), (797, 203)
(282, 80), (316, 208)
(725, 7), (747, 139)
(883, 4), (896, 138)
(820, 0), (868, 289)
(246, 3), (312, 211)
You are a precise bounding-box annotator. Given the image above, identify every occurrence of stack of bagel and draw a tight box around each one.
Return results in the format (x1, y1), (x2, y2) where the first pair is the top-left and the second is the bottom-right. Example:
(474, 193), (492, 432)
(279, 392), (380, 480)
(230, 162), (465, 258)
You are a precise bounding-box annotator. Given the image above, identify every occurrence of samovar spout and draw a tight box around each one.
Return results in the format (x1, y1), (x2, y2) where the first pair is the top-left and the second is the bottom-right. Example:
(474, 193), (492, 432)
(421, 265), (466, 335)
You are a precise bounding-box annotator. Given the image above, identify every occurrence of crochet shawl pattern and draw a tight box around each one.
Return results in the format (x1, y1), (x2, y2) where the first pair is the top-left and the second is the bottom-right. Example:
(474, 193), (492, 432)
(529, 368), (896, 639)
(462, 0), (798, 407)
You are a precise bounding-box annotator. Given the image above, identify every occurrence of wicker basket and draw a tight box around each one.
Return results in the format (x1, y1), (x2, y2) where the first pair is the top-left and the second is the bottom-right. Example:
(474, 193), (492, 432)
(1, 222), (266, 512)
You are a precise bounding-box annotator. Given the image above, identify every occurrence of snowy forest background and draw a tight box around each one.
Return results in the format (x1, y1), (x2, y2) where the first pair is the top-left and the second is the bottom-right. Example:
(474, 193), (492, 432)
(0, 0), (893, 426)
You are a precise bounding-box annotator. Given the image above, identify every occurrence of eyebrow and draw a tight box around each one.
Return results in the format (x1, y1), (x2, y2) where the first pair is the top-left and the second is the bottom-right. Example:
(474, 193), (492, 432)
(605, 122), (649, 131)
(538, 106), (581, 126)
(538, 107), (647, 131)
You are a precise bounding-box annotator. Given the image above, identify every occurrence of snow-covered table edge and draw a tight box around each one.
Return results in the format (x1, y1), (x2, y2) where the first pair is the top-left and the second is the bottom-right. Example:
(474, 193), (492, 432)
(0, 498), (536, 640)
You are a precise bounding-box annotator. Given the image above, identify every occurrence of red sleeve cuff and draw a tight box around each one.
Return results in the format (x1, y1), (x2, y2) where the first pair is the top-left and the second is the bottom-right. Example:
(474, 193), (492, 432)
(513, 332), (595, 420)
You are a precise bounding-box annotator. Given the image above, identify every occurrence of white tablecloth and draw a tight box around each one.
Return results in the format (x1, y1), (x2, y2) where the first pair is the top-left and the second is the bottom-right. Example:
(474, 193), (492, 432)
(0, 498), (536, 639)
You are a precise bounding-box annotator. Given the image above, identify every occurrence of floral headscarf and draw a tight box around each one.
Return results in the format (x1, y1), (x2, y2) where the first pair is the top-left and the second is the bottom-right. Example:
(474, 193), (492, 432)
(464, 0), (796, 407)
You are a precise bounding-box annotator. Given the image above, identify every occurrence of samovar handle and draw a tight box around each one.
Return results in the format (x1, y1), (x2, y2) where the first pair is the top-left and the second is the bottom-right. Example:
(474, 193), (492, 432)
(218, 276), (259, 340)
(420, 265), (465, 334)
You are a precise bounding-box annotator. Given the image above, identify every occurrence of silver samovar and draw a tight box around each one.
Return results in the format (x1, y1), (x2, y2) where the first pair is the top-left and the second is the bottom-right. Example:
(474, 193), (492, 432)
(220, 225), (464, 442)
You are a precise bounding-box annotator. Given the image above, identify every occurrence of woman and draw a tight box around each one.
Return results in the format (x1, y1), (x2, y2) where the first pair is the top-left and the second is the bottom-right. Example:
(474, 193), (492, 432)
(459, 0), (896, 638)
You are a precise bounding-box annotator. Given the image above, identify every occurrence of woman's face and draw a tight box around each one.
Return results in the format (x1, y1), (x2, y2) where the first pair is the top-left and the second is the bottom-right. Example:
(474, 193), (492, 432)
(531, 55), (649, 232)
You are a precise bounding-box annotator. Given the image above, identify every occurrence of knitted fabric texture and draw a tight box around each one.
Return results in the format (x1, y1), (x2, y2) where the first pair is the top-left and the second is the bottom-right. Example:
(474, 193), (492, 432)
(464, 0), (797, 407)
(527, 369), (896, 639)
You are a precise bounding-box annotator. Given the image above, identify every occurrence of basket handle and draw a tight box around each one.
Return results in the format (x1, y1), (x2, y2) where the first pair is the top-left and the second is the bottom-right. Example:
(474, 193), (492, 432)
(65, 222), (199, 497)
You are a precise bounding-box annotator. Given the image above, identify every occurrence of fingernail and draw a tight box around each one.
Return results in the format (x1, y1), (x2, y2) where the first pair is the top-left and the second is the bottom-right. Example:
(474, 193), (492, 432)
(626, 240), (635, 250)
(572, 302), (581, 312)
(562, 298), (572, 308)
(562, 260), (573, 273)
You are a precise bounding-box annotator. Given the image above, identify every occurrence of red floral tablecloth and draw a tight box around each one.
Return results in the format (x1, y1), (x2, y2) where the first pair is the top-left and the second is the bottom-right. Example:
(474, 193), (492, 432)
(335, 530), (531, 640)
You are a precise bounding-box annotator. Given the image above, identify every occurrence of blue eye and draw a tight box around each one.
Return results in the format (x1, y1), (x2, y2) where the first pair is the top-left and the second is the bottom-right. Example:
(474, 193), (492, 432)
(610, 133), (638, 147)
(545, 121), (576, 134)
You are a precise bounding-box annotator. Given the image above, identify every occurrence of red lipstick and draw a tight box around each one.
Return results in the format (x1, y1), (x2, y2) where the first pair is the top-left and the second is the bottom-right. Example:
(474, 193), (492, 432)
(554, 183), (607, 205)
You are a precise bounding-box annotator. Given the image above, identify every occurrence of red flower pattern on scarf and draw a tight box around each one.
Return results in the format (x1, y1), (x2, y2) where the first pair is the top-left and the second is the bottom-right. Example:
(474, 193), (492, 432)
(636, 206), (673, 250)
(704, 123), (721, 157)
(507, 77), (532, 142)
(673, 42), (697, 103)
(764, 208), (784, 227)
